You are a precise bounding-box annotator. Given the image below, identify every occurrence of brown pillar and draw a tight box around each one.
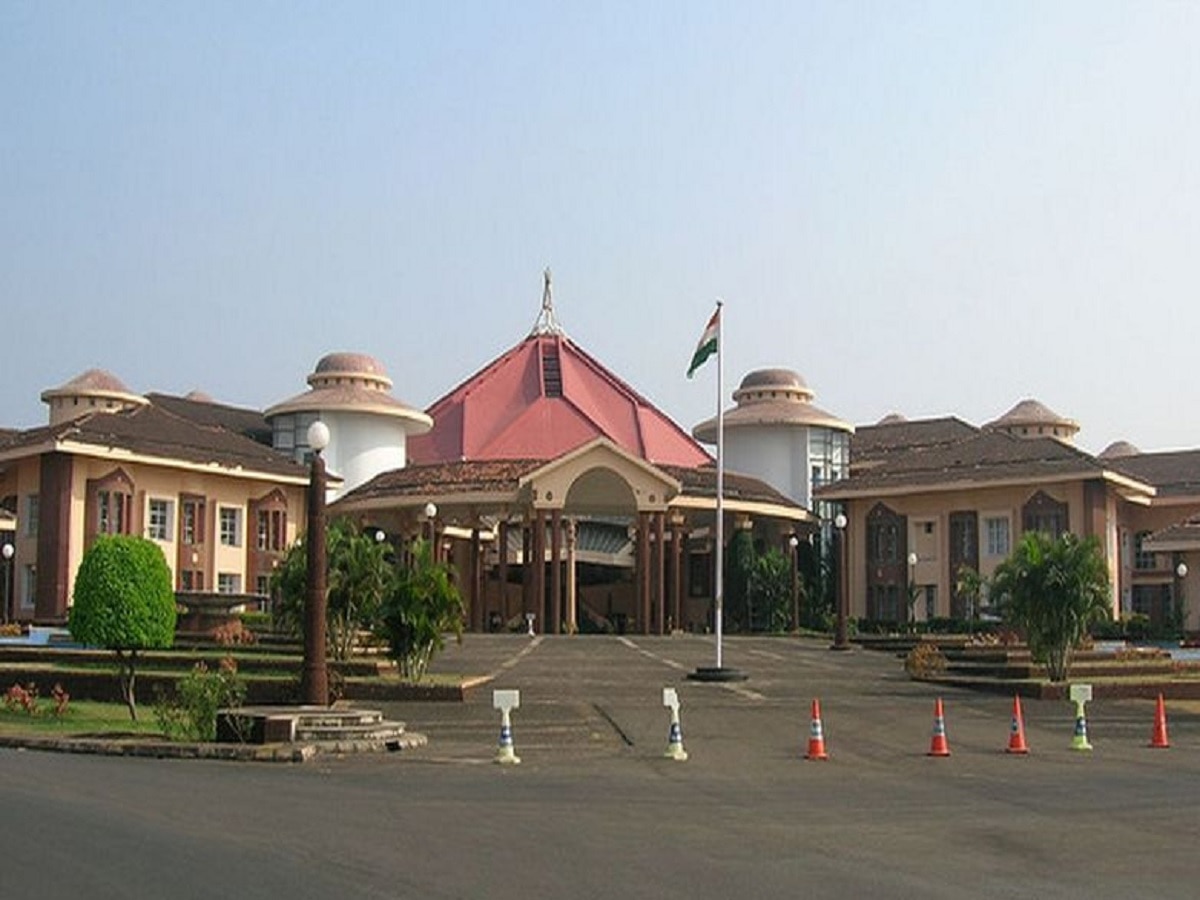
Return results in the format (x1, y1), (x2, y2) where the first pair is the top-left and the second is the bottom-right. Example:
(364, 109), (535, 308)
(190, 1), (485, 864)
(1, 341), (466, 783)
(35, 452), (73, 621)
(550, 509), (562, 635)
(638, 512), (651, 635)
(654, 512), (666, 635)
(498, 521), (510, 628)
(522, 519), (533, 616)
(470, 525), (483, 632)
(566, 518), (578, 634)
(670, 516), (685, 634)
(533, 509), (546, 633)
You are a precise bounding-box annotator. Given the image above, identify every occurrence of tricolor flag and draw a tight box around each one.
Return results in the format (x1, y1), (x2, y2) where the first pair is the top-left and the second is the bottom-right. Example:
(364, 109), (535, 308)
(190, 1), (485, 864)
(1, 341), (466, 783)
(686, 307), (720, 378)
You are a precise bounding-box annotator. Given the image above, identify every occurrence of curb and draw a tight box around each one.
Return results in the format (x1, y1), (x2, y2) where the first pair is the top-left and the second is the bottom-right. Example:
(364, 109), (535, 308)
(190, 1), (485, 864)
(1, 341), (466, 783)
(0, 731), (427, 763)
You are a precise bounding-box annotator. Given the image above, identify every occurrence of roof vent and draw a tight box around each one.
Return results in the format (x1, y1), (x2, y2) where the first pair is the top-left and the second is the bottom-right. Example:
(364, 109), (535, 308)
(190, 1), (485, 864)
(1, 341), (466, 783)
(541, 344), (563, 398)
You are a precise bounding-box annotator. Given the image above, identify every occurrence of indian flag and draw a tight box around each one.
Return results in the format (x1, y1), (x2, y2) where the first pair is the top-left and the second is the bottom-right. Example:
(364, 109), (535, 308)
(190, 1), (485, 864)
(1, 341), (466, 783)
(686, 307), (720, 378)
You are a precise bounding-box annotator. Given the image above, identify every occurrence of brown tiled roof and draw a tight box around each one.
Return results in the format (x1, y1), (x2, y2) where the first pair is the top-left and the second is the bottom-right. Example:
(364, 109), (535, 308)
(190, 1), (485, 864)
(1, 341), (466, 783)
(335, 459), (804, 514)
(0, 428), (18, 448)
(145, 392), (274, 446)
(334, 459), (544, 507)
(820, 430), (1149, 498)
(659, 465), (805, 508)
(1107, 450), (1200, 498)
(0, 406), (307, 480)
(850, 417), (980, 465)
(1146, 515), (1200, 550)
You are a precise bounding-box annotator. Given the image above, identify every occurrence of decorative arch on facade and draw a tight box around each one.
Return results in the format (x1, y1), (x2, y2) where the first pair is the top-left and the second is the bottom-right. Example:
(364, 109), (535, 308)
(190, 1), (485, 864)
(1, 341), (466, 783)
(865, 502), (907, 622)
(1022, 490), (1069, 539)
(84, 467), (135, 546)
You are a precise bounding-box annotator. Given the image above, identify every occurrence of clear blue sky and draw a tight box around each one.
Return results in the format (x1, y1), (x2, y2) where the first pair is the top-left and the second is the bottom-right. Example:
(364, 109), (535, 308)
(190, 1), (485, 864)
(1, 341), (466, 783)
(3, 2), (1197, 454)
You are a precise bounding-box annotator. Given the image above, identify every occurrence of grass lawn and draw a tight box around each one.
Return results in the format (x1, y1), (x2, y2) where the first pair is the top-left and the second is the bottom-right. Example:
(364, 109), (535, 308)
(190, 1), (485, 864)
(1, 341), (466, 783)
(0, 700), (165, 738)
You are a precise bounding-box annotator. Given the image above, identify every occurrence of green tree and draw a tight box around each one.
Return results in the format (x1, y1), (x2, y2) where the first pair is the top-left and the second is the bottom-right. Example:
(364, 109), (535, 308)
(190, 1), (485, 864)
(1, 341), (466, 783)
(748, 549), (793, 633)
(725, 529), (756, 631)
(272, 518), (393, 661)
(69, 535), (176, 720)
(990, 531), (1111, 682)
(377, 539), (464, 680)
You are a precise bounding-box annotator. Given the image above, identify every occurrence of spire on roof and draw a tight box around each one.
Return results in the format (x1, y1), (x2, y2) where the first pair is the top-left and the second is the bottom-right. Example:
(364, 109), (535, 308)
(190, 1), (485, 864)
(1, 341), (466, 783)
(530, 267), (566, 336)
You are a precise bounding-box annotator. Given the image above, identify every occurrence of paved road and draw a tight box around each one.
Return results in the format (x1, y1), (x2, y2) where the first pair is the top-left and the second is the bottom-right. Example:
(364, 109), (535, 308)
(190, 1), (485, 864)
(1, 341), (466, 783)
(3, 635), (1199, 899)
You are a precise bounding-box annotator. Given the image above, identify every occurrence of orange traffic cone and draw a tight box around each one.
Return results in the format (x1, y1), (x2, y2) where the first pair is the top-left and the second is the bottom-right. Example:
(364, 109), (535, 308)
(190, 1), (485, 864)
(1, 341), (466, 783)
(928, 698), (951, 757)
(1150, 693), (1170, 749)
(805, 698), (829, 760)
(1006, 695), (1029, 755)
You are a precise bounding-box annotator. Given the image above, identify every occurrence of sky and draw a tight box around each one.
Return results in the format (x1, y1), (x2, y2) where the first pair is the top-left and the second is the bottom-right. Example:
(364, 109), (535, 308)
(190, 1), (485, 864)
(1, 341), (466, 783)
(2, 2), (1198, 455)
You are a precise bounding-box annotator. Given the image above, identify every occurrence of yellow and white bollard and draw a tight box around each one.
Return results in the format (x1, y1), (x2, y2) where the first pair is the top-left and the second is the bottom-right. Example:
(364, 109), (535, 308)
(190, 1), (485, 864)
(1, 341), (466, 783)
(663, 687), (688, 761)
(493, 689), (521, 765)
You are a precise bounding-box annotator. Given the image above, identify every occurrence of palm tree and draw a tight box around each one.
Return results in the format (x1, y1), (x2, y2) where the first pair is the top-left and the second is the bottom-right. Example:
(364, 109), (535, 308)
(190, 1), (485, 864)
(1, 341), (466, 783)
(990, 531), (1111, 682)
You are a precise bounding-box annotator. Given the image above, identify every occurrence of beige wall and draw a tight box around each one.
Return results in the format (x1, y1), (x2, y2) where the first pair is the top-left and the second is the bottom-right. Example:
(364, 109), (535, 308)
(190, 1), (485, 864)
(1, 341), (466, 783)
(843, 479), (1122, 621)
(7, 452), (304, 619)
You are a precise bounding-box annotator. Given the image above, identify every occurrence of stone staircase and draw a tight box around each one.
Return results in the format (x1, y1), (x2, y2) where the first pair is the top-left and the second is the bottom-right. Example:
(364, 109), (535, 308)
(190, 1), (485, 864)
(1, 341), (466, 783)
(217, 705), (426, 754)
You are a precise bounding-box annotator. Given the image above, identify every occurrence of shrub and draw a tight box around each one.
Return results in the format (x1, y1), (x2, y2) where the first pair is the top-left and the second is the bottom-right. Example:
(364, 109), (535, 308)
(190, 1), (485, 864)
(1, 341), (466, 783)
(904, 642), (948, 679)
(154, 658), (246, 742)
(69, 535), (176, 720)
(212, 619), (257, 646)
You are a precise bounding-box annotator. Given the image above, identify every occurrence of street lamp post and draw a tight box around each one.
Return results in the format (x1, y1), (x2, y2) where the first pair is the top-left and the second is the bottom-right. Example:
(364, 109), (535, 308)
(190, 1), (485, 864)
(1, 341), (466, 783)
(302, 420), (331, 706)
(907, 551), (919, 626)
(424, 502), (438, 560)
(1, 543), (13, 625)
(1176, 561), (1189, 632)
(832, 513), (850, 650)
(788, 534), (800, 632)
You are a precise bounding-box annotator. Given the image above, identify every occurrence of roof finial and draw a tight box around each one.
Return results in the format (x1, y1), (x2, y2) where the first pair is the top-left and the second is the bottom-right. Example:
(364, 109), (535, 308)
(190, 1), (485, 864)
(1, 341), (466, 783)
(530, 267), (565, 336)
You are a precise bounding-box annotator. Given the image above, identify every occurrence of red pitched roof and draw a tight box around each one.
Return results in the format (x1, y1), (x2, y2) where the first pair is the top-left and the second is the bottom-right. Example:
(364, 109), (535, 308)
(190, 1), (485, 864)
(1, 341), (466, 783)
(408, 333), (711, 468)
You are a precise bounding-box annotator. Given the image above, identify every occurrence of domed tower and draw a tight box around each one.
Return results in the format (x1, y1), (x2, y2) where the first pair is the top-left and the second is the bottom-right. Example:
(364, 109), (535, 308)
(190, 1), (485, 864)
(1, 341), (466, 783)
(265, 352), (432, 498)
(40, 369), (148, 425)
(692, 368), (852, 510)
(986, 399), (1080, 443)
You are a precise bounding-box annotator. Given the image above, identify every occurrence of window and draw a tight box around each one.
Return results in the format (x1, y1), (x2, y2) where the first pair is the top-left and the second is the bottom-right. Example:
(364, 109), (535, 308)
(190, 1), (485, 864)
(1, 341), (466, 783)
(25, 496), (39, 537)
(984, 517), (1010, 558)
(1134, 531), (1158, 571)
(22, 564), (36, 608)
(219, 507), (242, 547)
(96, 489), (132, 535)
(147, 499), (173, 542)
(181, 497), (205, 545)
(181, 570), (204, 591)
(255, 574), (271, 597)
(217, 573), (241, 594)
(256, 509), (287, 552)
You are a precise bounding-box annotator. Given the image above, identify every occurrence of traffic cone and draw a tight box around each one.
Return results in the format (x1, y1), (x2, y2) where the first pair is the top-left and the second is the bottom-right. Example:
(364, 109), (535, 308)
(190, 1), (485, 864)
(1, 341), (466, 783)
(805, 698), (828, 760)
(664, 706), (688, 761)
(928, 698), (951, 757)
(1006, 695), (1029, 755)
(1150, 693), (1170, 749)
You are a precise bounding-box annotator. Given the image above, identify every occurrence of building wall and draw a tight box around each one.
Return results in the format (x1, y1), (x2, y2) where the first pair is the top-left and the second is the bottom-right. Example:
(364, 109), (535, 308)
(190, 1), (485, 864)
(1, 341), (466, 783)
(321, 411), (408, 500)
(11, 452), (305, 621)
(725, 426), (810, 508)
(842, 479), (1118, 622)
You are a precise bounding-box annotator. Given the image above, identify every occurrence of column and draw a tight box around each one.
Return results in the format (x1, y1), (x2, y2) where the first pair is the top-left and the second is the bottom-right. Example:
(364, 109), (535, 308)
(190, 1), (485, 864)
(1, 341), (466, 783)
(470, 525), (483, 633)
(654, 512), (666, 635)
(638, 511), (651, 635)
(550, 509), (562, 635)
(532, 509), (546, 633)
(670, 515), (685, 633)
(498, 521), (510, 629)
(566, 518), (578, 634)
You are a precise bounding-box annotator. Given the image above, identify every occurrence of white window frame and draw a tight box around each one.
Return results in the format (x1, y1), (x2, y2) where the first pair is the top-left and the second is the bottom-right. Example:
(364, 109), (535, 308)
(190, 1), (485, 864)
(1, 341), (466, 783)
(983, 515), (1011, 558)
(147, 498), (173, 542)
(219, 506), (242, 548)
(217, 572), (242, 594)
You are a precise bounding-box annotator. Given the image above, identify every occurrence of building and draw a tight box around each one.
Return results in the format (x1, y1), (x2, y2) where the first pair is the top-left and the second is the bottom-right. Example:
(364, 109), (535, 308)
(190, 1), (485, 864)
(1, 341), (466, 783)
(815, 403), (1200, 630)
(265, 352), (432, 500)
(0, 370), (313, 621)
(333, 277), (810, 634)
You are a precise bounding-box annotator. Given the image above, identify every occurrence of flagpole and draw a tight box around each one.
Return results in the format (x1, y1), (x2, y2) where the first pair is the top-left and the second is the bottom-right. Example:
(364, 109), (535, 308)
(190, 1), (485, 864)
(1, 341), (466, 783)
(686, 300), (746, 683)
(714, 299), (725, 671)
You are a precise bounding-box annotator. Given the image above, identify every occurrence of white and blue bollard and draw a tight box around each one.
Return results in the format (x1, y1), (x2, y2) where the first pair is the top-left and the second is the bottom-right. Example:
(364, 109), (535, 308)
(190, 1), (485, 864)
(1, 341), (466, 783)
(493, 689), (521, 765)
(663, 687), (688, 761)
(1069, 683), (1093, 752)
